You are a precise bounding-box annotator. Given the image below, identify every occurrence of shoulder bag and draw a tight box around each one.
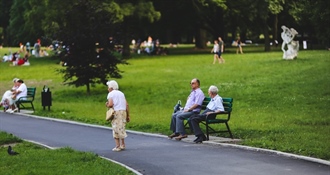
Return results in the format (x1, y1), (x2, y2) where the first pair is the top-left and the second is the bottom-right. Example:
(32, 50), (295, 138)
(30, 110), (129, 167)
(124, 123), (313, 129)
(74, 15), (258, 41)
(106, 108), (115, 121)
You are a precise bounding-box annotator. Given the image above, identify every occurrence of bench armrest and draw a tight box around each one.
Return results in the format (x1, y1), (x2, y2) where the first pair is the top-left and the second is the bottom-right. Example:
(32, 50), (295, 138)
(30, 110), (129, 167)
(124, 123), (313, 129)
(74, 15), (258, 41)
(206, 111), (230, 120)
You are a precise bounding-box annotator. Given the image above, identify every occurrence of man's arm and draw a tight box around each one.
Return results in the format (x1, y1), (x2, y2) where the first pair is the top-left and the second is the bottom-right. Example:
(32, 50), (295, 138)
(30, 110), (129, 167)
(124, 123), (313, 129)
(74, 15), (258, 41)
(185, 104), (199, 112)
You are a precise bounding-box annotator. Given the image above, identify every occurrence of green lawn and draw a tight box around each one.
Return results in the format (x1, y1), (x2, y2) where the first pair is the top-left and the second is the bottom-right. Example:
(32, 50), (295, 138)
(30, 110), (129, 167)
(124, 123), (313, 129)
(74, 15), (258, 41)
(0, 132), (134, 175)
(1, 46), (330, 162)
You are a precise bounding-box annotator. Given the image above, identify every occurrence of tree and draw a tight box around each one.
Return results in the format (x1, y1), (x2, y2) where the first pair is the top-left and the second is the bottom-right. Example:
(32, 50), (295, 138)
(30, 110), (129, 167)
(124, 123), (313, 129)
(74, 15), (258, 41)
(0, 0), (13, 46)
(112, 1), (161, 58)
(7, 0), (29, 46)
(192, 0), (227, 49)
(224, 0), (285, 51)
(6, 0), (47, 46)
(46, 0), (127, 94)
(152, 0), (227, 49)
(288, 0), (330, 47)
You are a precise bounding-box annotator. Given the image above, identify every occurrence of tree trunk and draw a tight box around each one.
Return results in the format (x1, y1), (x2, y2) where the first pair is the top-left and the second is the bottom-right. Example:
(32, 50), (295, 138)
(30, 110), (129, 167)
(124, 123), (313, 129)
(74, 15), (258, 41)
(122, 36), (131, 59)
(86, 83), (90, 95)
(273, 14), (278, 43)
(264, 23), (271, 52)
(121, 21), (131, 59)
(194, 27), (207, 49)
(240, 30), (247, 43)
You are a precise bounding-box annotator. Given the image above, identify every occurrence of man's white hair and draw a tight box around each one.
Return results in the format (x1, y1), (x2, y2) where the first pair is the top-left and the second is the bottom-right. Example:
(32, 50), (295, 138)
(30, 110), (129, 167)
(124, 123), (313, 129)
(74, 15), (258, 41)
(106, 80), (119, 90)
(208, 85), (218, 94)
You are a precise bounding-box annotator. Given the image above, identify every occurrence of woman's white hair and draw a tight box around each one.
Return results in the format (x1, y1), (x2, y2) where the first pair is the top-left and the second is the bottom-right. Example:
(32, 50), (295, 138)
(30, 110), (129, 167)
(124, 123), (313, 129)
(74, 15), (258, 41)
(13, 78), (19, 82)
(208, 85), (218, 94)
(106, 80), (119, 90)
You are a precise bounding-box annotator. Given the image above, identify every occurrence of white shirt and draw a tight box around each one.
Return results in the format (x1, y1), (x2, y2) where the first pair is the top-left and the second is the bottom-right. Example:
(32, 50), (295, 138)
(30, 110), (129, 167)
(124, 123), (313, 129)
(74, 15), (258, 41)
(213, 44), (219, 53)
(206, 94), (224, 112)
(16, 83), (27, 100)
(3, 55), (11, 62)
(107, 90), (126, 111)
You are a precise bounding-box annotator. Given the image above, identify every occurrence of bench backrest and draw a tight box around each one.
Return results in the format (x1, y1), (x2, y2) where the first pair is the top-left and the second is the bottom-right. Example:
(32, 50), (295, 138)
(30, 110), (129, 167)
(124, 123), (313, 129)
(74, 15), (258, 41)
(201, 97), (233, 113)
(27, 87), (36, 99)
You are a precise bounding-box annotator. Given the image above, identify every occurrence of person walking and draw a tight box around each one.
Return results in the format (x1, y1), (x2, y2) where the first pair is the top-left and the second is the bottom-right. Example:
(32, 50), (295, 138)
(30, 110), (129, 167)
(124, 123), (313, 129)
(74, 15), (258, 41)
(211, 40), (220, 64)
(105, 80), (130, 152)
(218, 37), (225, 63)
(168, 78), (205, 141)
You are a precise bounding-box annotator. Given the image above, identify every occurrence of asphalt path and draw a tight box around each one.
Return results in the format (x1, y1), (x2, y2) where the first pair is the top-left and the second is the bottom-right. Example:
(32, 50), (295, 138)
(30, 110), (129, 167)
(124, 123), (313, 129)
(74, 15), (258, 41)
(0, 112), (329, 175)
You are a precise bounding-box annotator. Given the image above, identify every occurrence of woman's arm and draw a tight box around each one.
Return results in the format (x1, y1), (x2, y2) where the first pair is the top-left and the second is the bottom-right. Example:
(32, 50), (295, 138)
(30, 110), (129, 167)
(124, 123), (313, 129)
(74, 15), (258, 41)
(126, 101), (130, 122)
(106, 98), (114, 108)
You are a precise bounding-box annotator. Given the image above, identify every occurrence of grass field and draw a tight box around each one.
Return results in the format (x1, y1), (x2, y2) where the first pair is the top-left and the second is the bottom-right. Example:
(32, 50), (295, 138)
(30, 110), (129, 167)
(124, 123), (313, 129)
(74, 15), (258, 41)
(0, 132), (134, 175)
(1, 45), (330, 162)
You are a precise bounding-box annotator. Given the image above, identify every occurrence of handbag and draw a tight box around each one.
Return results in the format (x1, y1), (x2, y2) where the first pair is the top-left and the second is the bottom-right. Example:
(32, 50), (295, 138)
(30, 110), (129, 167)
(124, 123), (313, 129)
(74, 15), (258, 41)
(106, 108), (115, 121)
(173, 100), (182, 113)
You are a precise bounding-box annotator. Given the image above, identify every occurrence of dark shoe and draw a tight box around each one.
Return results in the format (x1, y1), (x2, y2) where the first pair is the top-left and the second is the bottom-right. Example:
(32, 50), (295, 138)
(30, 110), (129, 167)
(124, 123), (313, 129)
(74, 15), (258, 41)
(193, 137), (199, 142)
(194, 134), (206, 143)
(174, 134), (188, 141)
(168, 133), (179, 139)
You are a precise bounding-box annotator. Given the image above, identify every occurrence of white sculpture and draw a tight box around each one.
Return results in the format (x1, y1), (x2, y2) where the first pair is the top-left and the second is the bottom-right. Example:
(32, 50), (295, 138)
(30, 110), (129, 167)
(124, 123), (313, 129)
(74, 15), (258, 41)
(281, 25), (299, 60)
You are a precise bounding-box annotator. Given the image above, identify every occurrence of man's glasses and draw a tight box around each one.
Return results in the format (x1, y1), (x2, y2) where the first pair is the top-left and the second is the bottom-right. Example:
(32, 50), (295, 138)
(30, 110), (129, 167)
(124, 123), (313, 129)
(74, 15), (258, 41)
(190, 82), (196, 85)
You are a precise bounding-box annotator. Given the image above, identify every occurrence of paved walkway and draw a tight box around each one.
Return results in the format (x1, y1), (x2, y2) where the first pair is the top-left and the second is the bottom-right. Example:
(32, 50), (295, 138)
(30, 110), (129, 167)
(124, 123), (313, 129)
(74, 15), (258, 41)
(0, 111), (329, 175)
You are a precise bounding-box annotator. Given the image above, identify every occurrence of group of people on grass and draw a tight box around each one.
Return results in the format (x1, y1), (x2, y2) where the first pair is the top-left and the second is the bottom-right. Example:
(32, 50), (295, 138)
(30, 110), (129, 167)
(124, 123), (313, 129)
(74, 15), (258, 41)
(2, 52), (30, 66)
(1, 39), (51, 66)
(132, 36), (169, 55)
(107, 78), (224, 152)
(0, 78), (28, 113)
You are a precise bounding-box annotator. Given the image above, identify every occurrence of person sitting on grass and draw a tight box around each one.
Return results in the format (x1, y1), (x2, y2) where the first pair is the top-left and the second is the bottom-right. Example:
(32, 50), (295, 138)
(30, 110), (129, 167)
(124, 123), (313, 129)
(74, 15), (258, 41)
(2, 54), (11, 62)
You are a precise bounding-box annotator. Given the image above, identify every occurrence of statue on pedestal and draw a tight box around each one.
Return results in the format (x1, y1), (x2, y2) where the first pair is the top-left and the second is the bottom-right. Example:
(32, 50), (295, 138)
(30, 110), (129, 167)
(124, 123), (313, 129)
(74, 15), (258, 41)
(281, 25), (299, 60)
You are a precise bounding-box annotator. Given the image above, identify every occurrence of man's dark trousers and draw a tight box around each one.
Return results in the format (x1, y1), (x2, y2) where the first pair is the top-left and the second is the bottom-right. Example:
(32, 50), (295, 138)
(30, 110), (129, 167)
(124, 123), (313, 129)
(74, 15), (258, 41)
(190, 108), (214, 136)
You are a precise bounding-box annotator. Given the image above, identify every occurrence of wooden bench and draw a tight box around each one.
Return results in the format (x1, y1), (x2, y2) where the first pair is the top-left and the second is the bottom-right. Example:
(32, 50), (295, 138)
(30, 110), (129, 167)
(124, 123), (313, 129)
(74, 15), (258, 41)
(16, 87), (36, 112)
(185, 97), (234, 140)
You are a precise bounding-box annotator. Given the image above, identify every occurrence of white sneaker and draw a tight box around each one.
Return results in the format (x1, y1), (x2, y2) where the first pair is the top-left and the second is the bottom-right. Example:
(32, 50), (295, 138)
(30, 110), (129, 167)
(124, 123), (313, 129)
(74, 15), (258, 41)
(6, 109), (12, 113)
(10, 108), (18, 113)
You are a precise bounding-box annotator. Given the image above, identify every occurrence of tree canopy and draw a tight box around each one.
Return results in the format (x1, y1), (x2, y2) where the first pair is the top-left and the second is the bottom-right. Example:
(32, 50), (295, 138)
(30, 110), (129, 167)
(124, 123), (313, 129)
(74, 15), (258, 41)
(44, 0), (159, 94)
(1, 0), (329, 48)
(0, 0), (329, 92)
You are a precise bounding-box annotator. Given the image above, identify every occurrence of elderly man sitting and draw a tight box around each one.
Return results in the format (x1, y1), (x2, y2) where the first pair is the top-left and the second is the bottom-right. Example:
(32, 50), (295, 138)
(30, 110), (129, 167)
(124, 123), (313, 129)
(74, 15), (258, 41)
(189, 85), (224, 143)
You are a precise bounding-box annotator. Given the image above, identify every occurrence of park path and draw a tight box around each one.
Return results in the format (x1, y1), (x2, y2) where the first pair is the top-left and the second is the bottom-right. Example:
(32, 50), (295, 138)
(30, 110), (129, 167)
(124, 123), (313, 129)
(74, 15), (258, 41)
(0, 112), (329, 175)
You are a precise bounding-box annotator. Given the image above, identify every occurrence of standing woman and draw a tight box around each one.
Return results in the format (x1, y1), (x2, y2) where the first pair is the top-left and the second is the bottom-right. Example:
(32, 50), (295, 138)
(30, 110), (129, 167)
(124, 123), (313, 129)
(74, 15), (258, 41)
(211, 40), (220, 64)
(105, 80), (130, 152)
